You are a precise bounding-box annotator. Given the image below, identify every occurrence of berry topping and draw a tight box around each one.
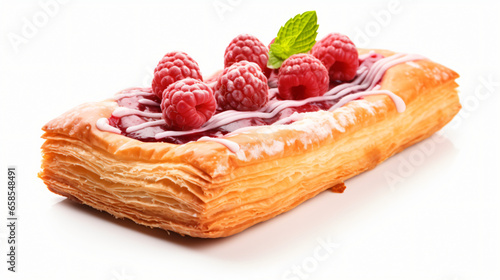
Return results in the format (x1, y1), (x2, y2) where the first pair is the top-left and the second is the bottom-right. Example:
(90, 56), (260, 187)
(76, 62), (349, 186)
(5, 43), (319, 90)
(215, 61), (269, 111)
(160, 78), (216, 131)
(311, 33), (358, 82)
(277, 53), (329, 100)
(224, 34), (269, 74)
(152, 51), (202, 99)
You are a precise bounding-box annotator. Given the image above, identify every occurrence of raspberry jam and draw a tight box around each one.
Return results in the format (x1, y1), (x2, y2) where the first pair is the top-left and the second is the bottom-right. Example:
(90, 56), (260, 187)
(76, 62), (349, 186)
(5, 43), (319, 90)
(97, 52), (422, 145)
(108, 89), (339, 144)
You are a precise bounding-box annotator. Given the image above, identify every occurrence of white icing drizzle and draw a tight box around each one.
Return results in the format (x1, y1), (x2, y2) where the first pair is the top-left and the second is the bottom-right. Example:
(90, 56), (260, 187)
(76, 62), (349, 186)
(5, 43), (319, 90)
(358, 51), (375, 60)
(273, 112), (304, 125)
(96, 118), (121, 134)
(112, 107), (162, 118)
(138, 99), (160, 106)
(268, 88), (279, 100)
(98, 53), (425, 153)
(126, 119), (166, 133)
(197, 136), (240, 153)
(329, 88), (406, 113)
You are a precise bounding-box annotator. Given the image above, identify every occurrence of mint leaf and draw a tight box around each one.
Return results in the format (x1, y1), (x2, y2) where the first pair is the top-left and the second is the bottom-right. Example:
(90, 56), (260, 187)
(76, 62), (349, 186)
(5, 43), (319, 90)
(268, 51), (283, 69)
(269, 43), (287, 60)
(267, 11), (319, 69)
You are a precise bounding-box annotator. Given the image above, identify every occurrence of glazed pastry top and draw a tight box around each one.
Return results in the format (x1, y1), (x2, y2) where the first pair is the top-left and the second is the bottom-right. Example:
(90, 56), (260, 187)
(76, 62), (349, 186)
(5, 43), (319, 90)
(96, 51), (420, 147)
(43, 49), (459, 179)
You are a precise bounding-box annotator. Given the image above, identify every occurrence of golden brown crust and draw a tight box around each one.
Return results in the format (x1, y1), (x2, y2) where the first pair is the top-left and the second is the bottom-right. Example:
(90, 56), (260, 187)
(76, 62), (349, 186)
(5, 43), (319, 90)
(39, 49), (460, 238)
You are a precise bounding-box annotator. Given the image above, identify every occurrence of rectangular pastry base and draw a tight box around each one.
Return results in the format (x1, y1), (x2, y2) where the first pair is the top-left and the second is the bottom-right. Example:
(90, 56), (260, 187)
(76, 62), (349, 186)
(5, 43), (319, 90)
(40, 51), (460, 238)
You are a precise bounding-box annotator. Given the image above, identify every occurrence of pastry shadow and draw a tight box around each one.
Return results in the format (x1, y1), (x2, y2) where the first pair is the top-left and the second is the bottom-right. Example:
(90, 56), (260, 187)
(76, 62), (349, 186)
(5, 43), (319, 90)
(365, 132), (459, 192)
(52, 199), (226, 248)
(49, 132), (458, 260)
(342, 132), (459, 206)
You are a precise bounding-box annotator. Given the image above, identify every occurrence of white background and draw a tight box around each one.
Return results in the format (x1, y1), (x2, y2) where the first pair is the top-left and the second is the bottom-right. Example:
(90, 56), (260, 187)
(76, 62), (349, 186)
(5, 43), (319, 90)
(0, 0), (499, 279)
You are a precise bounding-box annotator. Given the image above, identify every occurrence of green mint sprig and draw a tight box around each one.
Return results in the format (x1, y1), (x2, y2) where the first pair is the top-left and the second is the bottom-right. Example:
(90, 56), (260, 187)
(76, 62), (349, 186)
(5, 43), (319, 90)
(267, 11), (319, 69)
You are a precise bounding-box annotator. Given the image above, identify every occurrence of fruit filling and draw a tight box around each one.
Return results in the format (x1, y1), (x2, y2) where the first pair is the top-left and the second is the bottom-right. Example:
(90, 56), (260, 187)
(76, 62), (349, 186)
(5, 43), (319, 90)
(96, 11), (422, 146)
(102, 51), (405, 144)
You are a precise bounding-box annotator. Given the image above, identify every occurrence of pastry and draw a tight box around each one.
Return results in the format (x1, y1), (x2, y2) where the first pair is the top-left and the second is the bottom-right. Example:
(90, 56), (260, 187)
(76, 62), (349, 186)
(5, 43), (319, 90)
(39, 12), (460, 238)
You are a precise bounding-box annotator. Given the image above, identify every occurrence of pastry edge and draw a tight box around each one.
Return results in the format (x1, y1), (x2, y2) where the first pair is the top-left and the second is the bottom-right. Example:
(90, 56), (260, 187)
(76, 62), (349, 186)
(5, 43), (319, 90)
(40, 49), (461, 238)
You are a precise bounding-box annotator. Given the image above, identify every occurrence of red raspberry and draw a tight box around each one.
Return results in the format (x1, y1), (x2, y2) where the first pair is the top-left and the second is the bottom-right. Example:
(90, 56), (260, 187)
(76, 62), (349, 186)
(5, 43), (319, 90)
(215, 61), (269, 111)
(277, 53), (329, 100)
(224, 34), (270, 76)
(152, 51), (202, 99)
(311, 33), (358, 82)
(161, 78), (216, 131)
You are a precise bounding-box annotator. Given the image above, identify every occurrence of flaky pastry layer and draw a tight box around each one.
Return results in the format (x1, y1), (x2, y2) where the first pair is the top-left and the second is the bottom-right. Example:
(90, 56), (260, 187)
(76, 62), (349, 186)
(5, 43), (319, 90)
(39, 49), (461, 238)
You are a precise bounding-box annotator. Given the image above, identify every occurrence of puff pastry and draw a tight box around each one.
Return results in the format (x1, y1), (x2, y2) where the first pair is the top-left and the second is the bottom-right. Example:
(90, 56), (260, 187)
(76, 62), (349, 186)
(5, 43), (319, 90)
(39, 49), (460, 238)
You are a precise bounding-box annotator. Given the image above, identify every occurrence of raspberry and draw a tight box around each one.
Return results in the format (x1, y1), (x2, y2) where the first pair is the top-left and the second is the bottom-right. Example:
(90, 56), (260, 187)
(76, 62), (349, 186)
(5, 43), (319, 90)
(277, 53), (329, 100)
(161, 78), (216, 131)
(152, 51), (202, 99)
(215, 61), (269, 111)
(224, 34), (270, 75)
(311, 33), (358, 82)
